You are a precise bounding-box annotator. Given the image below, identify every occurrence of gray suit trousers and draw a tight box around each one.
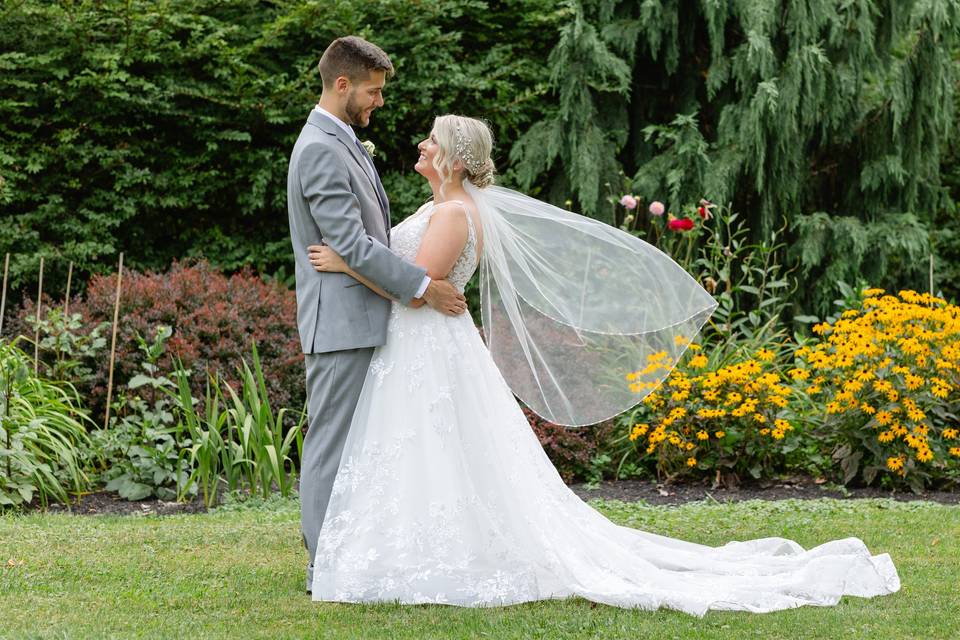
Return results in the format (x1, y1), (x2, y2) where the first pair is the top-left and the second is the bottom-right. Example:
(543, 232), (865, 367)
(301, 347), (374, 569)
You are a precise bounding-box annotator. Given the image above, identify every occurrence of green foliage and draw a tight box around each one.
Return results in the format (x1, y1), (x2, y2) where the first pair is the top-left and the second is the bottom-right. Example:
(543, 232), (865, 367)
(515, 0), (960, 311)
(623, 200), (795, 351)
(0, 0), (560, 297)
(933, 44), (960, 301)
(171, 363), (231, 507)
(791, 211), (931, 313)
(94, 410), (193, 501)
(694, 211), (795, 351)
(91, 326), (196, 501)
(172, 343), (305, 508)
(221, 343), (304, 501)
(25, 307), (109, 388)
(92, 325), (306, 506)
(510, 0), (629, 212)
(0, 338), (91, 508)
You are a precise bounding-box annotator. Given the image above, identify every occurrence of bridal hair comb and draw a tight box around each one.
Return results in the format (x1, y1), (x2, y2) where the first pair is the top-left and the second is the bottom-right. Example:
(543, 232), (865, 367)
(455, 123), (484, 174)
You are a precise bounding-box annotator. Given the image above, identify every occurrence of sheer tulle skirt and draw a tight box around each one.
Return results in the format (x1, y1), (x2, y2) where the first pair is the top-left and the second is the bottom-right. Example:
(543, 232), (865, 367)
(311, 303), (900, 616)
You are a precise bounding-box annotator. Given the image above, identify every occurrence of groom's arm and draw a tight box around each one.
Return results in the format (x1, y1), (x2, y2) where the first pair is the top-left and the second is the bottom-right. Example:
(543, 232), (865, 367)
(298, 142), (425, 304)
(307, 244), (468, 315)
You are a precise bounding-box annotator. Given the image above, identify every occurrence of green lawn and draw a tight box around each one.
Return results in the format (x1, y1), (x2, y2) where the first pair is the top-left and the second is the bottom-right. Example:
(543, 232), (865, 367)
(1, 496), (956, 640)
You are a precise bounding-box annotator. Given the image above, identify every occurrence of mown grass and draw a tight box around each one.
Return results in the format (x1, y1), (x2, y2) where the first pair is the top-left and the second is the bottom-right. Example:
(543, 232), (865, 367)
(1, 496), (957, 639)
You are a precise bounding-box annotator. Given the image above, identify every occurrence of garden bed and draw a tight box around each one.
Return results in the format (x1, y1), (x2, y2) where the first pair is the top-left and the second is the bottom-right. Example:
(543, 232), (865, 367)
(37, 474), (960, 517)
(570, 476), (960, 506)
(43, 491), (209, 516)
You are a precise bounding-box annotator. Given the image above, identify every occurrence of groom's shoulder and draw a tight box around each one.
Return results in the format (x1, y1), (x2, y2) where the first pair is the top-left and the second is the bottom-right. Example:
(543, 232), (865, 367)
(297, 118), (336, 145)
(291, 134), (350, 183)
(293, 126), (339, 160)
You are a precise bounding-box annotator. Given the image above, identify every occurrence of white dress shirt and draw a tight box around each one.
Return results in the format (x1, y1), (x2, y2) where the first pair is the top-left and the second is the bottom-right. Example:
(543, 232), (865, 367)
(313, 105), (431, 299)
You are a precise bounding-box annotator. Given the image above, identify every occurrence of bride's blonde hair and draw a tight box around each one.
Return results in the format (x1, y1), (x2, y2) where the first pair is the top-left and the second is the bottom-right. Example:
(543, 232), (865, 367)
(430, 115), (496, 191)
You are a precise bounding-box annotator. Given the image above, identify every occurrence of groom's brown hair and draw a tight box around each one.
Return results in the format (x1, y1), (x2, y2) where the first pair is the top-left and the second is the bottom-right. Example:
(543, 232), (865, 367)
(318, 36), (395, 89)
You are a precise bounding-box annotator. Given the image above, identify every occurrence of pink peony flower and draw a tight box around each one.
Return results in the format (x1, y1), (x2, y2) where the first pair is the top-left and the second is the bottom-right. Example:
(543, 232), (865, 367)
(619, 194), (638, 209)
(668, 217), (695, 231)
(649, 201), (665, 216)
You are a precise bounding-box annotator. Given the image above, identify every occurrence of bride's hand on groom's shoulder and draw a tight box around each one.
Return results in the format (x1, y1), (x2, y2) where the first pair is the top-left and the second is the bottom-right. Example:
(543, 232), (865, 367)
(308, 244), (348, 273)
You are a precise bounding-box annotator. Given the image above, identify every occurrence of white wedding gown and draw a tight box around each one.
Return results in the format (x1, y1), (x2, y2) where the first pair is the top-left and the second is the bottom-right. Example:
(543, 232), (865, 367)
(311, 202), (900, 616)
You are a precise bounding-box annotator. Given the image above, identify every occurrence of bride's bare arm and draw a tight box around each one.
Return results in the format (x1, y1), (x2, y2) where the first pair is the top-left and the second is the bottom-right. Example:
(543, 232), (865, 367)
(412, 203), (470, 282)
(306, 246), (396, 300)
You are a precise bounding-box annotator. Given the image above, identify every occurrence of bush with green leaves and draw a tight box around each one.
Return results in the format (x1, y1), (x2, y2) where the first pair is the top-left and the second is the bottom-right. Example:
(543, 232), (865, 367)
(0, 338), (92, 508)
(616, 198), (795, 351)
(91, 326), (196, 501)
(24, 306), (109, 388)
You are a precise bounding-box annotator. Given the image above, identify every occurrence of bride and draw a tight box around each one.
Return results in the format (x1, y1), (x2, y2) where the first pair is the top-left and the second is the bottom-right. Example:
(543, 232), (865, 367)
(305, 114), (900, 615)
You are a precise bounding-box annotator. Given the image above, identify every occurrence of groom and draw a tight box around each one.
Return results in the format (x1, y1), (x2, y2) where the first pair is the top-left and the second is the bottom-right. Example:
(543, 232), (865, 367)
(287, 35), (467, 594)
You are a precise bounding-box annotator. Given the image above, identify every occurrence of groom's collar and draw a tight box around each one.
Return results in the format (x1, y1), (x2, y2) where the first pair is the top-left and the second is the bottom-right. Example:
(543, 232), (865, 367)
(308, 107), (356, 141)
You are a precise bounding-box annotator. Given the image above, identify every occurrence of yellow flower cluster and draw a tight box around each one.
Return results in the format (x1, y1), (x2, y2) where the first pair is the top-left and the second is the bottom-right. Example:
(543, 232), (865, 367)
(625, 350), (677, 393)
(796, 289), (960, 479)
(625, 346), (796, 477)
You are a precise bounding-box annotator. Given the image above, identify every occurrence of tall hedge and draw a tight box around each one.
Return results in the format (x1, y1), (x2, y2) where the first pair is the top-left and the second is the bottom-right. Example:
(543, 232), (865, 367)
(0, 0), (560, 300)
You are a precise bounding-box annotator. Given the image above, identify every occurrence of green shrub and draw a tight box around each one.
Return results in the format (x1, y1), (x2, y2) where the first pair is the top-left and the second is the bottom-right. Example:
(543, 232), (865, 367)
(91, 326), (196, 501)
(172, 344), (305, 508)
(0, 338), (92, 508)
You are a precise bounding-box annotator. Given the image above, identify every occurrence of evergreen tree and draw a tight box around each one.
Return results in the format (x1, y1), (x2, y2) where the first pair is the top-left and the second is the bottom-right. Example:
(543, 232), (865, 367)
(514, 0), (960, 312)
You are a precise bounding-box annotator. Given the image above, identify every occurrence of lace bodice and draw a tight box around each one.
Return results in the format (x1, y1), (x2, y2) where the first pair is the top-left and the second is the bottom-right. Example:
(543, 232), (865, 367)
(391, 201), (479, 292)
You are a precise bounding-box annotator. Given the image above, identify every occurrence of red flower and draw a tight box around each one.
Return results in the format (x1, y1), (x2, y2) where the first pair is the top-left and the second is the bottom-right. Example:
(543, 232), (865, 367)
(698, 199), (715, 220)
(668, 217), (695, 231)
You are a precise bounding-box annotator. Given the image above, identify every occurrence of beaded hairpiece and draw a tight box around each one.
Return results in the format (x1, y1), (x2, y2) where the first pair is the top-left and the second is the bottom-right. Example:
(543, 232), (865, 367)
(454, 123), (484, 174)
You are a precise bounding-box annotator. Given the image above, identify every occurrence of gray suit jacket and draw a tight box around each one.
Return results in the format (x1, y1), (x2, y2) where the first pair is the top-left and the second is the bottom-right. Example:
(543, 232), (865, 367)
(287, 110), (427, 354)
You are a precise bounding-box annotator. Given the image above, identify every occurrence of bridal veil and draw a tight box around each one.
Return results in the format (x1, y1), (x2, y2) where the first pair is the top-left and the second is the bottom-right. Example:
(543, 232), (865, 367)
(467, 182), (718, 426)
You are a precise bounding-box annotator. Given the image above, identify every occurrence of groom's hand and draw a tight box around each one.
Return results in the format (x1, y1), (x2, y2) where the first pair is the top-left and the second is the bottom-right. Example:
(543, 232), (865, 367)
(421, 279), (467, 316)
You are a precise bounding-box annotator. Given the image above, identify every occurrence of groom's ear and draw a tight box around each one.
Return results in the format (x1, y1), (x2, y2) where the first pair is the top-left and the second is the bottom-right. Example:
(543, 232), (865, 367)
(334, 76), (350, 94)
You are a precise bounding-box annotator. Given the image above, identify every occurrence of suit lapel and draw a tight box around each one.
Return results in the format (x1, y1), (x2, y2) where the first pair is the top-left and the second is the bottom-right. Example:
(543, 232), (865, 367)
(353, 143), (392, 239)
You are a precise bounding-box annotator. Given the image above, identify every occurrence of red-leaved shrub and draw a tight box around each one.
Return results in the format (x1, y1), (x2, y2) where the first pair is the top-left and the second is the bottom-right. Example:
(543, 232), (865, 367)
(524, 407), (600, 484)
(16, 260), (304, 422)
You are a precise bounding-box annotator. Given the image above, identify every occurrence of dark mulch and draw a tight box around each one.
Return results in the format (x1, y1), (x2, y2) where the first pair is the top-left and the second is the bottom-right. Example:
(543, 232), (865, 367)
(31, 476), (959, 517)
(569, 476), (960, 506)
(43, 491), (208, 517)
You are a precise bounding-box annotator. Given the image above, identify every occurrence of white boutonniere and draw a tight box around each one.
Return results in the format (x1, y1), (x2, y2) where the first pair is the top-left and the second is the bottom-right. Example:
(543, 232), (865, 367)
(361, 140), (376, 157)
